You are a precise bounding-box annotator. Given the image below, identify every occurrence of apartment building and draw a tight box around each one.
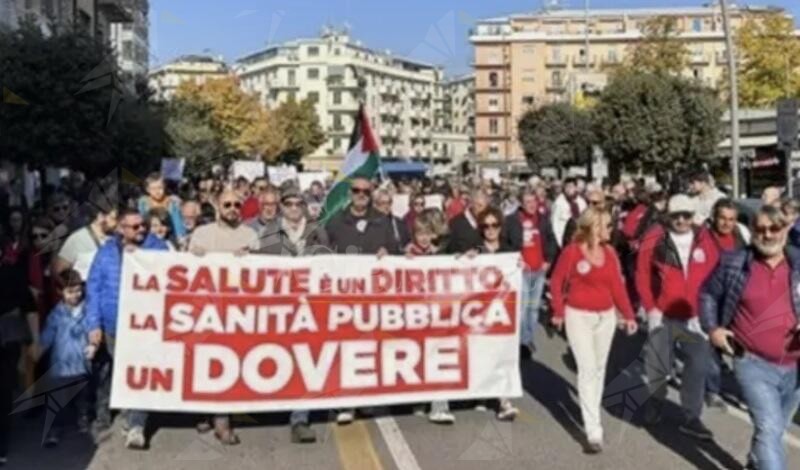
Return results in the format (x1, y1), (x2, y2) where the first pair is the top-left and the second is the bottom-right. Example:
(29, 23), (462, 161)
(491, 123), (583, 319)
(148, 55), (230, 101)
(234, 28), (445, 171)
(4, 0), (132, 38)
(432, 74), (475, 162)
(470, 4), (797, 162)
(108, 0), (148, 80)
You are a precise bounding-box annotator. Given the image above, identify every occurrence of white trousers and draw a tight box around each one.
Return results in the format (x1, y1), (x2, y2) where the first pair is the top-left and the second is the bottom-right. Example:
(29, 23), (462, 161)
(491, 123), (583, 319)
(565, 306), (617, 443)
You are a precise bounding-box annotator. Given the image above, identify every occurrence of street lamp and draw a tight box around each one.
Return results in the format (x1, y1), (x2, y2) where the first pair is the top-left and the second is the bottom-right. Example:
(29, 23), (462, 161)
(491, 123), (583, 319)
(720, 0), (741, 197)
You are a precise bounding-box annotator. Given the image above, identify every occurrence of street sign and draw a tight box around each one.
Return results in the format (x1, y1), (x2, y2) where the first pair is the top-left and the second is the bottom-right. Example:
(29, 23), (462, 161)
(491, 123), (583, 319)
(777, 98), (799, 150)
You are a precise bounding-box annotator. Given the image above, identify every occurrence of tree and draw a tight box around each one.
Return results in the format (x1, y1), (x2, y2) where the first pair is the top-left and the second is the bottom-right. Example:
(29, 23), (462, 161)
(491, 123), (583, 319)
(174, 77), (283, 160)
(518, 103), (595, 173)
(593, 71), (723, 176)
(735, 12), (800, 107)
(625, 16), (689, 75)
(164, 98), (228, 177)
(0, 21), (163, 177)
(272, 97), (326, 165)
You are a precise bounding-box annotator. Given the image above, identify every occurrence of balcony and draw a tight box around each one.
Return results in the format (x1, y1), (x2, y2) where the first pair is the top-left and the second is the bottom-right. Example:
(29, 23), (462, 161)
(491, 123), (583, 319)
(327, 125), (349, 135)
(545, 57), (568, 68)
(602, 56), (622, 66)
(572, 56), (596, 68)
(690, 54), (710, 65)
(327, 78), (361, 89)
(546, 82), (566, 93)
(379, 85), (398, 96)
(98, 0), (134, 22)
(329, 101), (359, 112)
(270, 79), (300, 89)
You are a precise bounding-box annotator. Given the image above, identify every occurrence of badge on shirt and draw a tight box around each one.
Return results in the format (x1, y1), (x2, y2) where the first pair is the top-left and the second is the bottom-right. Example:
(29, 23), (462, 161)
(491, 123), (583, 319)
(577, 260), (591, 275)
(692, 248), (706, 264)
(522, 220), (534, 229)
(356, 220), (368, 233)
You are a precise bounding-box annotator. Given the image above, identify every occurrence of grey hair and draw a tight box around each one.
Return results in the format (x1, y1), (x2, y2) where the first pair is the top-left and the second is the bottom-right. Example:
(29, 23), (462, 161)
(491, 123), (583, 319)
(753, 204), (789, 230)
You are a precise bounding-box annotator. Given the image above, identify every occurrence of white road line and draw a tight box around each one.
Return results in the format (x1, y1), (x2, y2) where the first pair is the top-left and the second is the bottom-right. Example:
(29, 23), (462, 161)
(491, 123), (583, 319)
(723, 404), (800, 450)
(375, 416), (423, 470)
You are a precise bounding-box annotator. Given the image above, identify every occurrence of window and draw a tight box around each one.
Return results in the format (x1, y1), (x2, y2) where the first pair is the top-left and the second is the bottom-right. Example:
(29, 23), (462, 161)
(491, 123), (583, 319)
(122, 23), (132, 31)
(307, 92), (319, 104)
(333, 114), (342, 130)
(333, 137), (341, 150)
(122, 41), (133, 61)
(334, 48), (341, 56)
(307, 68), (320, 80)
(489, 118), (499, 135)
(522, 96), (534, 106)
(489, 144), (500, 157)
(552, 47), (561, 62)
(288, 70), (296, 86)
(692, 18), (703, 33)
(551, 70), (562, 87)
(608, 49), (618, 63)
(308, 46), (320, 56)
(488, 98), (499, 111)
(287, 91), (296, 101)
(489, 72), (499, 88)
(333, 91), (342, 105)
(692, 68), (703, 80)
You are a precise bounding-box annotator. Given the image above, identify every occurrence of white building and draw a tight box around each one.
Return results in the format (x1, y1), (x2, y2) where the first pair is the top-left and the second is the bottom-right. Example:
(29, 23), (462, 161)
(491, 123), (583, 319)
(234, 27), (446, 171)
(148, 55), (230, 101)
(432, 74), (475, 163)
(108, 0), (148, 80)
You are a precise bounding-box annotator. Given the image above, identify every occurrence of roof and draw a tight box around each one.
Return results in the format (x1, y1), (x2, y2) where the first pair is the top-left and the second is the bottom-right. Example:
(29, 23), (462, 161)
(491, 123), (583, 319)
(477, 4), (784, 24)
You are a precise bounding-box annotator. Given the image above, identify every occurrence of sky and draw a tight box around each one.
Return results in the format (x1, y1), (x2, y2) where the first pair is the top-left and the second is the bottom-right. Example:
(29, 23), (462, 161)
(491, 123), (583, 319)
(148, 0), (800, 76)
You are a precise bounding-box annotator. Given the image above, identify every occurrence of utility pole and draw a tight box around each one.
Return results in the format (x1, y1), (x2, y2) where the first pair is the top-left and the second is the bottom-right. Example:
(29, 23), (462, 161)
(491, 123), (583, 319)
(584, 0), (591, 68)
(720, 0), (740, 197)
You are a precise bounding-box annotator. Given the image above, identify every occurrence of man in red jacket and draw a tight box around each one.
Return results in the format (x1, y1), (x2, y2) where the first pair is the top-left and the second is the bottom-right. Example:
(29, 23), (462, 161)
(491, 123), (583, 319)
(636, 194), (717, 440)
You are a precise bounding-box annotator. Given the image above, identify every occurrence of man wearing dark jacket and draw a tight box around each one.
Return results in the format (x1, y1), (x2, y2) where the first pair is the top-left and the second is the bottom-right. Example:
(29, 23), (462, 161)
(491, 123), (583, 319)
(326, 177), (403, 256)
(447, 189), (489, 254)
(700, 205), (800, 470)
(503, 188), (556, 357)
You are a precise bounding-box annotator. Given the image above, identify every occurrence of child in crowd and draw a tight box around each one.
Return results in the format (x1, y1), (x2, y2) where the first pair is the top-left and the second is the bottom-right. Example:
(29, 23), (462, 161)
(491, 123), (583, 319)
(38, 269), (96, 447)
(406, 216), (455, 424)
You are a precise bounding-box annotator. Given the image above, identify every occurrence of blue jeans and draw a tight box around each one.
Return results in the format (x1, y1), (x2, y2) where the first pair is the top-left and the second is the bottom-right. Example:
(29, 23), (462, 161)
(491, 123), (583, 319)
(103, 336), (148, 430)
(735, 354), (800, 470)
(706, 350), (722, 396)
(520, 269), (546, 347)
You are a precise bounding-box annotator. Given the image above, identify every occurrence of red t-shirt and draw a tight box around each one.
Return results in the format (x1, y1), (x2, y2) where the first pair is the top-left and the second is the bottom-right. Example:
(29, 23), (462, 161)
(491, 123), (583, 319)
(715, 232), (737, 252)
(549, 243), (635, 320)
(241, 196), (260, 220)
(519, 211), (545, 271)
(731, 259), (800, 365)
(446, 198), (466, 221)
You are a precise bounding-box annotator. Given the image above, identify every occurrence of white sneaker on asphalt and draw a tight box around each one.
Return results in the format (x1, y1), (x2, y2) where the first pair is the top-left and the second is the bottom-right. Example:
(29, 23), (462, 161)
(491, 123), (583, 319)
(428, 410), (455, 424)
(413, 405), (427, 417)
(125, 426), (146, 450)
(496, 400), (518, 421)
(336, 410), (354, 425)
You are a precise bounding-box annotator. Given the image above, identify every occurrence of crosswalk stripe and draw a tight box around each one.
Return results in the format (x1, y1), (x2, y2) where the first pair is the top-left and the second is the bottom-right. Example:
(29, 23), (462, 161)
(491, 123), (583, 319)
(333, 421), (384, 470)
(375, 416), (423, 470)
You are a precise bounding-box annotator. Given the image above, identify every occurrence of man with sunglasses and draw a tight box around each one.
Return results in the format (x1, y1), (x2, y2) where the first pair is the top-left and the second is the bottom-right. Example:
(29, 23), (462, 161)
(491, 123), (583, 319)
(700, 206), (800, 470)
(187, 189), (258, 445)
(85, 208), (167, 449)
(326, 177), (402, 258)
(636, 194), (717, 440)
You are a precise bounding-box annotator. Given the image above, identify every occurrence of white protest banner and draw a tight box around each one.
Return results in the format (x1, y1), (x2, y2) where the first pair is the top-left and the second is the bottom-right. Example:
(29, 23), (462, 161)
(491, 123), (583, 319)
(232, 160), (265, 182)
(297, 171), (330, 191)
(391, 194), (410, 219)
(481, 168), (501, 184)
(424, 194), (444, 210)
(111, 252), (522, 413)
(161, 158), (185, 182)
(267, 165), (298, 186)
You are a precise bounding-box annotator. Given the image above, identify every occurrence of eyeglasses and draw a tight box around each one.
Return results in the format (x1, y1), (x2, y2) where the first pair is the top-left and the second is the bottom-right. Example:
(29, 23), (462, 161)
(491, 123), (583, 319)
(122, 223), (144, 231)
(255, 185), (269, 192)
(481, 222), (501, 230)
(351, 187), (371, 196)
(754, 225), (784, 235)
(32, 232), (49, 240)
(222, 201), (242, 209)
(261, 201), (278, 207)
(283, 200), (304, 208)
(670, 212), (694, 221)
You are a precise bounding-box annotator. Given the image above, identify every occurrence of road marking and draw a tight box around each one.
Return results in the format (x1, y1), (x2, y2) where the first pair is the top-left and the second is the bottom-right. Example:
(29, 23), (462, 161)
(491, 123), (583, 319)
(333, 421), (384, 470)
(375, 416), (423, 470)
(724, 404), (800, 450)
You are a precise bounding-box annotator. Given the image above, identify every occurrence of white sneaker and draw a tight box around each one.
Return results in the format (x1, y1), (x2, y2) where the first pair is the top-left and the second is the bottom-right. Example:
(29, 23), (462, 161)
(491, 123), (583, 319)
(413, 405), (427, 418)
(474, 402), (489, 412)
(336, 410), (354, 425)
(497, 400), (518, 421)
(428, 410), (456, 424)
(124, 426), (146, 450)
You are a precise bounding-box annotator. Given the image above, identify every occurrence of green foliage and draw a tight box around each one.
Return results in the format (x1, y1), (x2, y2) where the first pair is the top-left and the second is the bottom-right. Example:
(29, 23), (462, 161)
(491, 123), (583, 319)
(164, 98), (229, 177)
(625, 16), (689, 76)
(593, 71), (723, 174)
(518, 103), (594, 171)
(0, 21), (163, 177)
(273, 97), (326, 165)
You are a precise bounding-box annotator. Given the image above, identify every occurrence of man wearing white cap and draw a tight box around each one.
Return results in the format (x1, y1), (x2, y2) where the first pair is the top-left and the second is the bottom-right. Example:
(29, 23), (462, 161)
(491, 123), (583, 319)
(636, 194), (718, 440)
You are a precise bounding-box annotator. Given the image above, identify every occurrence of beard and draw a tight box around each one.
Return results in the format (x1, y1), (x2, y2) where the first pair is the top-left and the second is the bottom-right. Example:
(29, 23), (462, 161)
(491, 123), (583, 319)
(753, 237), (785, 257)
(221, 214), (241, 228)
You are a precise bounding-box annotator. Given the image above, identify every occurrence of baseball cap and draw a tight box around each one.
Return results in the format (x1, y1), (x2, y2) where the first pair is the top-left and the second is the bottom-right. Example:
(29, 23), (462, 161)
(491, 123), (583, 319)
(280, 185), (303, 202)
(668, 194), (696, 214)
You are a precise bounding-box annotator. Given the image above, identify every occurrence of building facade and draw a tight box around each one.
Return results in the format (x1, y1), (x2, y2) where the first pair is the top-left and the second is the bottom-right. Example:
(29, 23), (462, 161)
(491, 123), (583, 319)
(148, 55), (230, 101)
(234, 28), (446, 171)
(470, 4), (796, 162)
(108, 0), (148, 80)
(432, 74), (475, 162)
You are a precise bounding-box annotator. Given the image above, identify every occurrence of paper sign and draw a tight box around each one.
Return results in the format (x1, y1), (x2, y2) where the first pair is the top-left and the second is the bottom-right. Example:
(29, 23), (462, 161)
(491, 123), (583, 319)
(298, 172), (330, 191)
(232, 161), (265, 182)
(392, 194), (410, 219)
(481, 168), (501, 184)
(424, 194), (444, 210)
(161, 158), (185, 181)
(267, 166), (299, 186)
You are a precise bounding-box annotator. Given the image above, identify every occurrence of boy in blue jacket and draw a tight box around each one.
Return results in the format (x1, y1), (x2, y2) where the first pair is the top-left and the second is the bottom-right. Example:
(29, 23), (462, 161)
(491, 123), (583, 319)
(38, 269), (97, 447)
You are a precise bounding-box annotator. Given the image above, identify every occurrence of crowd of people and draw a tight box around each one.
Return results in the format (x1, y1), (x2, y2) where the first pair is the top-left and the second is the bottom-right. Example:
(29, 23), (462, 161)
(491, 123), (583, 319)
(0, 168), (799, 469)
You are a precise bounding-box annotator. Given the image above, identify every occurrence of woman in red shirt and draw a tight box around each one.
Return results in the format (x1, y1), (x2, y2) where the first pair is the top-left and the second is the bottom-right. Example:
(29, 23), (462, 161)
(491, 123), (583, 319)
(549, 207), (638, 454)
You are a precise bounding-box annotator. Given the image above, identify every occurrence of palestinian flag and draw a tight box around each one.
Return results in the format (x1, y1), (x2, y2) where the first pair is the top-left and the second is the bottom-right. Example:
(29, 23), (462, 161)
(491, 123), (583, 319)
(320, 105), (381, 224)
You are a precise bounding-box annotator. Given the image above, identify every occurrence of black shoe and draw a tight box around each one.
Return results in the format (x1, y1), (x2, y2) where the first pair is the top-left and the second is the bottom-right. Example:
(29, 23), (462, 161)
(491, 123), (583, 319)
(519, 344), (534, 361)
(291, 423), (317, 444)
(705, 394), (728, 411)
(643, 402), (663, 426)
(679, 418), (714, 441)
(583, 442), (603, 455)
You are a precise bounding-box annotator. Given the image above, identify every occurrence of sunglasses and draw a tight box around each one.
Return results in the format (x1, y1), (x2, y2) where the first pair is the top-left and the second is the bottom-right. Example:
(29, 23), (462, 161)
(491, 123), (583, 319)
(122, 223), (144, 231)
(670, 212), (693, 221)
(351, 187), (371, 196)
(754, 225), (784, 235)
(32, 232), (49, 240)
(223, 201), (243, 209)
(283, 200), (304, 208)
(255, 185), (269, 191)
(481, 222), (501, 230)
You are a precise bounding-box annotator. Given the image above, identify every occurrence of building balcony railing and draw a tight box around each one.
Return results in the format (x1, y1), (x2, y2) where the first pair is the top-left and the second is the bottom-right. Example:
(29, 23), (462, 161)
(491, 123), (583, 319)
(98, 0), (134, 23)
(379, 85), (398, 96)
(327, 78), (361, 89)
(329, 102), (359, 112)
(545, 58), (568, 67)
(270, 79), (300, 89)
(327, 125), (349, 134)
(545, 83), (566, 93)
(572, 57), (596, 67)
(690, 54), (710, 65)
